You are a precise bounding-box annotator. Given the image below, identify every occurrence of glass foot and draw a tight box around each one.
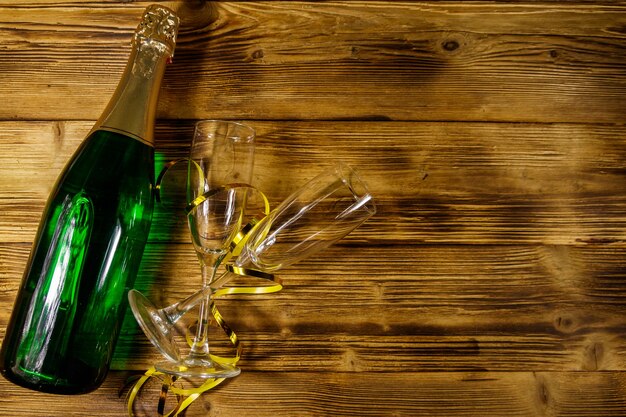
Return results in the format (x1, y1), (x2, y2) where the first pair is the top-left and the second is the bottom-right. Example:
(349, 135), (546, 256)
(128, 289), (180, 363)
(155, 356), (240, 379)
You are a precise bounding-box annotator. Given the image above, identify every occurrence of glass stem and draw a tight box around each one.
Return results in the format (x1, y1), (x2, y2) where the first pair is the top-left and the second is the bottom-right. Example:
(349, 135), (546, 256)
(161, 269), (231, 326)
(161, 249), (251, 325)
(185, 255), (222, 362)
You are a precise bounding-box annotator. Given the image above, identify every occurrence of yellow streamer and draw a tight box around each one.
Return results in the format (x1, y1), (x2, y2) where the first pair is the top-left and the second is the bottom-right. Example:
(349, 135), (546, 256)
(125, 366), (227, 417)
(126, 159), (281, 416)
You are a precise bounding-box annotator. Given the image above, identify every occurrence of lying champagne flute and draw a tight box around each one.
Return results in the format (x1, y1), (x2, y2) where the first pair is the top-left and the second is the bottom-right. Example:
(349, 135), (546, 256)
(128, 162), (376, 371)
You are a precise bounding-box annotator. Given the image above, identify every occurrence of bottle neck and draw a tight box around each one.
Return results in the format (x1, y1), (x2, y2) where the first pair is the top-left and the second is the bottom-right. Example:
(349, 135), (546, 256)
(91, 39), (171, 147)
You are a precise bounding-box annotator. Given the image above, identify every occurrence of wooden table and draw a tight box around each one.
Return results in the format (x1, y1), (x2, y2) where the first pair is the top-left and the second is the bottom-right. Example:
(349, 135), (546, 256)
(2, 1), (626, 415)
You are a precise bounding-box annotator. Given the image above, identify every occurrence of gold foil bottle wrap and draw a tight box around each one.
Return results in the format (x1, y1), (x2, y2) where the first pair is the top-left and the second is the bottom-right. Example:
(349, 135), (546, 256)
(92, 5), (180, 146)
(134, 5), (179, 62)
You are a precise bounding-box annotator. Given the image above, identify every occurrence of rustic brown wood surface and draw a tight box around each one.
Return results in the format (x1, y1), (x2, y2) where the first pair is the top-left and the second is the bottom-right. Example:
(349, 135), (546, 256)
(2, 1), (626, 416)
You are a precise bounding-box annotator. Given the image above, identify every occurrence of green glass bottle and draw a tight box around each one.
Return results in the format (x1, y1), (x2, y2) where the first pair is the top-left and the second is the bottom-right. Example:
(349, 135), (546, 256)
(0, 5), (179, 394)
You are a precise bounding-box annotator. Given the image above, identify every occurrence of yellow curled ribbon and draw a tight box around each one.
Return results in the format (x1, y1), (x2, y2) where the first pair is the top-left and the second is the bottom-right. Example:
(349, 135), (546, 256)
(125, 366), (227, 417)
(125, 159), (282, 416)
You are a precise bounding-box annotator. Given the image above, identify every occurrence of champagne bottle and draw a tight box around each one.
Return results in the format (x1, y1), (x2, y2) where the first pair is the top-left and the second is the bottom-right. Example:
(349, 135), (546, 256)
(0, 5), (179, 394)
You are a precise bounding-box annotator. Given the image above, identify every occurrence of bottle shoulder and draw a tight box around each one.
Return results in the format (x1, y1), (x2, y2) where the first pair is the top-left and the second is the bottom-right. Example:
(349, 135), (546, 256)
(66, 129), (153, 175)
(83, 129), (155, 155)
(50, 129), (155, 201)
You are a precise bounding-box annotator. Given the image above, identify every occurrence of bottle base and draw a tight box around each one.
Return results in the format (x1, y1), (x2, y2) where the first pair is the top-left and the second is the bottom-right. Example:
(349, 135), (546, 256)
(1, 366), (102, 395)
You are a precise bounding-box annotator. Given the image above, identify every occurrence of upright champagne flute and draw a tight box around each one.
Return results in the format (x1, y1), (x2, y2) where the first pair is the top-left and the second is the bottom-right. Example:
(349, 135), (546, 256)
(129, 120), (255, 378)
(129, 162), (376, 368)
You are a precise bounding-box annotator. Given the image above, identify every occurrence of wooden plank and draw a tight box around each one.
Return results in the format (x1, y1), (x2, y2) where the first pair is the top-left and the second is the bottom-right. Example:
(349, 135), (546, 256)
(2, 370), (626, 416)
(0, 2), (625, 122)
(1, 121), (626, 245)
(125, 371), (626, 417)
(3, 243), (626, 372)
(111, 243), (626, 372)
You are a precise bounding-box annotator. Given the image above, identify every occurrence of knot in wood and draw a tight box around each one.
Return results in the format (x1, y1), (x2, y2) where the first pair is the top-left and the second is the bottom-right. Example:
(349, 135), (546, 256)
(442, 40), (460, 52)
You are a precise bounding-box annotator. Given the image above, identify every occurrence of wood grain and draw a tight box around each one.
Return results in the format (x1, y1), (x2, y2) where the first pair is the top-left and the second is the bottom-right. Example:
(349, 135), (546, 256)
(1, 1), (626, 416)
(1, 121), (626, 245)
(65, 242), (626, 373)
(0, 2), (625, 122)
(2, 371), (626, 416)
(2, 242), (626, 372)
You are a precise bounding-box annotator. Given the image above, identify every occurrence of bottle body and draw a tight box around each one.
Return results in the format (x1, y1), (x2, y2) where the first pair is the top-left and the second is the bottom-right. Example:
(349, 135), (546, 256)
(0, 4), (179, 394)
(0, 131), (154, 394)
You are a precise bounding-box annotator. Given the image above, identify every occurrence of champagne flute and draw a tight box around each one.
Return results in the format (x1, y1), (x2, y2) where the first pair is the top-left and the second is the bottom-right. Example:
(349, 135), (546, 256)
(129, 120), (254, 379)
(128, 162), (376, 369)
